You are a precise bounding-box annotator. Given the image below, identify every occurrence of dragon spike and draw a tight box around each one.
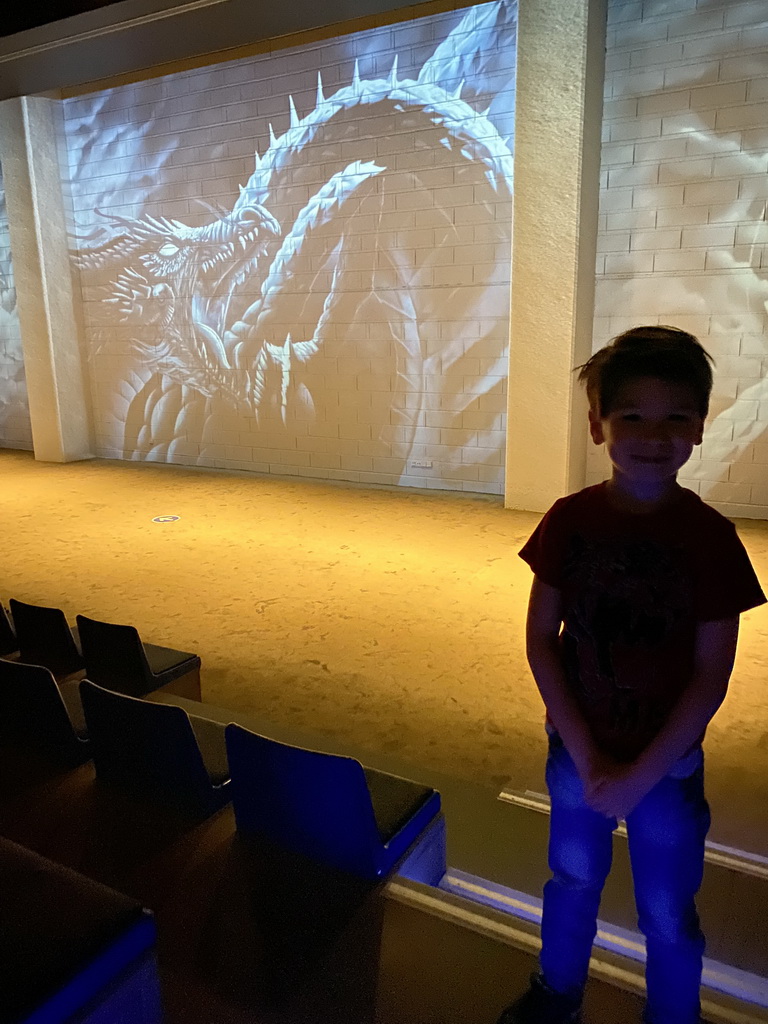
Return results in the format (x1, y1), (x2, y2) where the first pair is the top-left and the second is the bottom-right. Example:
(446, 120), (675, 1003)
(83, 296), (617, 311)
(269, 123), (277, 147)
(238, 184), (245, 195)
(452, 78), (465, 100)
(481, 105), (492, 119)
(253, 150), (261, 169)
(316, 71), (325, 106)
(280, 332), (292, 425)
(289, 94), (299, 128)
(389, 54), (399, 89)
(352, 58), (361, 93)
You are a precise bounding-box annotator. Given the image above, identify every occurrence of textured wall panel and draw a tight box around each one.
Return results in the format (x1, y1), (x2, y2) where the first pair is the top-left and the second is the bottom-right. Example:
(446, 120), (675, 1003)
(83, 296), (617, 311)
(0, 162), (32, 451)
(592, 0), (768, 518)
(64, 0), (517, 493)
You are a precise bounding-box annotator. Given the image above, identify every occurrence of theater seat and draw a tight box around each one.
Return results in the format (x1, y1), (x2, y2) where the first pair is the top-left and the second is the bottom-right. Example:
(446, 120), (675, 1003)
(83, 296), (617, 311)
(80, 679), (230, 819)
(225, 722), (442, 880)
(0, 836), (161, 1024)
(0, 603), (18, 657)
(76, 614), (200, 699)
(0, 659), (90, 768)
(9, 599), (84, 679)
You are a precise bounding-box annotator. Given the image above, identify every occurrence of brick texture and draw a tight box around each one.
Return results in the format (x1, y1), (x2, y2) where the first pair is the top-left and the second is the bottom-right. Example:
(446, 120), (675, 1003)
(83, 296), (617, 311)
(591, 0), (768, 517)
(62, 4), (516, 495)
(0, 165), (33, 451)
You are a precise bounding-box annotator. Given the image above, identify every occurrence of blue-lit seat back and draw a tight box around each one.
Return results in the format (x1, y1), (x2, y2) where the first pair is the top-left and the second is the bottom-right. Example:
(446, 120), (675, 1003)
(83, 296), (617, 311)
(225, 723), (384, 878)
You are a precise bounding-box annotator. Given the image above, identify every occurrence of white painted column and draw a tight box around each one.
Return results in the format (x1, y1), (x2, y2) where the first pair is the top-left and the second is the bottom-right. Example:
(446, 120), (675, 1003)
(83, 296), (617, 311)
(0, 95), (92, 462)
(505, 0), (607, 512)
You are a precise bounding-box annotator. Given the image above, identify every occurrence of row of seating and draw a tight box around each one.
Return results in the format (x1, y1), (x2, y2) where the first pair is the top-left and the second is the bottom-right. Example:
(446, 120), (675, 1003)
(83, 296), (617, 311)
(0, 598), (200, 698)
(0, 658), (444, 882)
(0, 593), (447, 1022)
(0, 835), (162, 1024)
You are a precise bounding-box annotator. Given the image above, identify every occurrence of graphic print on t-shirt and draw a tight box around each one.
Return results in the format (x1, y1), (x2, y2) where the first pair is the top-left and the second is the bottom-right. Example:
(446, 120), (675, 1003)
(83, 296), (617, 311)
(560, 532), (692, 756)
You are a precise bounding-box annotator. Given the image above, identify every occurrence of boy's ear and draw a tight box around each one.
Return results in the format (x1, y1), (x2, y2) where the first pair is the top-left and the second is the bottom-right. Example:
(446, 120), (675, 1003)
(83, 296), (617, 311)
(588, 408), (604, 445)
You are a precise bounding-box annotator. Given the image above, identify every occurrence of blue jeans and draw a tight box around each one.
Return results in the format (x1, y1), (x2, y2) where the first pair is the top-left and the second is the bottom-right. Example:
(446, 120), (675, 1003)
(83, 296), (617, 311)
(540, 732), (711, 1024)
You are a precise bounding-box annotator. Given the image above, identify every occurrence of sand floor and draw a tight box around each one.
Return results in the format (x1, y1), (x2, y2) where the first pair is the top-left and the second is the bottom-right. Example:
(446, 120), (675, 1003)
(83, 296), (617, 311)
(1, 449), (766, 854)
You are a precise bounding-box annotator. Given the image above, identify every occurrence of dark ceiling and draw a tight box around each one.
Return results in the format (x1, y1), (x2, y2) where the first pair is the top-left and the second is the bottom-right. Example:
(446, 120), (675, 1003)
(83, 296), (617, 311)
(1, 2), (128, 39)
(0, 0), (421, 101)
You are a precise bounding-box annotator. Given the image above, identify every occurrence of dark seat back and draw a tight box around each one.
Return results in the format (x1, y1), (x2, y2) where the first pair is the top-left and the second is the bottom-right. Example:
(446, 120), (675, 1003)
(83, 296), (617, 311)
(226, 724), (400, 878)
(9, 598), (83, 677)
(0, 604), (18, 656)
(0, 837), (160, 1024)
(76, 615), (152, 696)
(0, 659), (90, 766)
(79, 680), (228, 818)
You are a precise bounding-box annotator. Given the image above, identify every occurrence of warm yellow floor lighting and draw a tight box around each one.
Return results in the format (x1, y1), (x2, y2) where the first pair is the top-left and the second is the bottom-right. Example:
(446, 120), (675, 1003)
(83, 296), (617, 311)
(1, 448), (766, 854)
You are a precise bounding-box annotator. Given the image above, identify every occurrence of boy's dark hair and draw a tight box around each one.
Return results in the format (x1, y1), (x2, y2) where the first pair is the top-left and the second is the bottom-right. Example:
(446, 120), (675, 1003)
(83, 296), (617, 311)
(577, 325), (714, 418)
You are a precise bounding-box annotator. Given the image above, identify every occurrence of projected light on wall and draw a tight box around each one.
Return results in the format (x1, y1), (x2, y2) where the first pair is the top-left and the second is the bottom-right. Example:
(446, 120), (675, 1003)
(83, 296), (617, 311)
(591, 0), (768, 511)
(0, 165), (32, 450)
(66, 1), (516, 491)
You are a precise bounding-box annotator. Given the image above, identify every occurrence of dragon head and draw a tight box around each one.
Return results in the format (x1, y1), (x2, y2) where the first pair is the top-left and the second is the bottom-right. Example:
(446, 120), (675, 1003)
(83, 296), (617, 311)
(75, 199), (280, 395)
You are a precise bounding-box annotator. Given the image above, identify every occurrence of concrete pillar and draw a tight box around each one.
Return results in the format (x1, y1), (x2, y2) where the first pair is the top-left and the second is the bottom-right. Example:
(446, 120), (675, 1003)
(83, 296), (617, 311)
(505, 0), (607, 511)
(0, 95), (91, 462)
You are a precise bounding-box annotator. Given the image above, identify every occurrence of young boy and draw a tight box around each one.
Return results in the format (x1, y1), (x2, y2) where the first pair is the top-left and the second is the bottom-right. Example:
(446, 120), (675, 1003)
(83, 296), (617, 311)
(497, 326), (766, 1024)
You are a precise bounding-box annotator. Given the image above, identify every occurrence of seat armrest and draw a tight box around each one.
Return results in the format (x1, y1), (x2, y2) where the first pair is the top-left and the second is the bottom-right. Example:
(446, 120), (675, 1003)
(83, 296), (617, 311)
(363, 767), (437, 843)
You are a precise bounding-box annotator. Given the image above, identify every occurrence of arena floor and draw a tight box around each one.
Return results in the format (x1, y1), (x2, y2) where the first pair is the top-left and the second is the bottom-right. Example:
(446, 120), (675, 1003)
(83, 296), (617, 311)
(2, 448), (766, 856)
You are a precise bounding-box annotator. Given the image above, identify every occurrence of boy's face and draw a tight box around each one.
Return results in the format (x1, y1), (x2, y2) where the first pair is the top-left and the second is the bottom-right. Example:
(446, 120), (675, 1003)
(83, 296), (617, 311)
(589, 376), (704, 487)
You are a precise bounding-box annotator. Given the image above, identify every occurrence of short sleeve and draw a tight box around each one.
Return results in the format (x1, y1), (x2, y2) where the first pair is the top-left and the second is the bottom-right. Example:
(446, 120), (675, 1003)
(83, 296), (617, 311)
(693, 519), (766, 621)
(519, 498), (569, 587)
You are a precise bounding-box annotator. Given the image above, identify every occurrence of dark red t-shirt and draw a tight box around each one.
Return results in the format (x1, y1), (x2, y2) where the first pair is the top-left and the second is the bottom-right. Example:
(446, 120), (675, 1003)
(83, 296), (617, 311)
(519, 483), (766, 761)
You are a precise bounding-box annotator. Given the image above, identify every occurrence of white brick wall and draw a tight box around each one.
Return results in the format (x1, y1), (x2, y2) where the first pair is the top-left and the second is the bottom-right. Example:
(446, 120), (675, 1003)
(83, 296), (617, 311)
(62, 3), (516, 494)
(0, 166), (33, 452)
(591, 0), (768, 518)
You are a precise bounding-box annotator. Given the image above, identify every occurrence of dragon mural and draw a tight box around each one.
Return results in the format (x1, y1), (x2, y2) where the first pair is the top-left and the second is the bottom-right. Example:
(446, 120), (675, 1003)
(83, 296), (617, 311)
(71, 1), (516, 482)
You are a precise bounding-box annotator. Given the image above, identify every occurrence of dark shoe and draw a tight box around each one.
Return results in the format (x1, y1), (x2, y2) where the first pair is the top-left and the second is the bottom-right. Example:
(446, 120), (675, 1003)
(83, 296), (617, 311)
(497, 972), (582, 1024)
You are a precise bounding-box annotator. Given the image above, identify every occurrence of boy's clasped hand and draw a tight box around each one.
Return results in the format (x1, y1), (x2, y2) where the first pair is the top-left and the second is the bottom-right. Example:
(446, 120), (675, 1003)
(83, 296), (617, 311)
(583, 757), (658, 820)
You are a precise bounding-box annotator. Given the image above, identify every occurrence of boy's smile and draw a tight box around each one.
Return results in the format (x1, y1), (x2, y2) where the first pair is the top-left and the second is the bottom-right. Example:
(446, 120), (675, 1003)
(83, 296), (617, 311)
(589, 376), (704, 505)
